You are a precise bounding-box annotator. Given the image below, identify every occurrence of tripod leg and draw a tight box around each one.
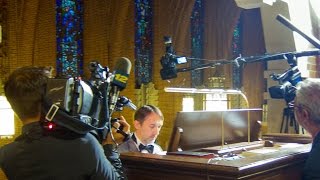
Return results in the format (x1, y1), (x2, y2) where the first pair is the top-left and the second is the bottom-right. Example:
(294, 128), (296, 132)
(289, 108), (299, 134)
(285, 114), (289, 133)
(293, 115), (299, 134)
(284, 108), (290, 133)
(280, 109), (286, 133)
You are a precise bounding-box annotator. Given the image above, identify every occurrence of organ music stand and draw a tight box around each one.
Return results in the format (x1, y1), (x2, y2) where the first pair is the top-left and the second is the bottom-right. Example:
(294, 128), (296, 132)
(164, 87), (251, 148)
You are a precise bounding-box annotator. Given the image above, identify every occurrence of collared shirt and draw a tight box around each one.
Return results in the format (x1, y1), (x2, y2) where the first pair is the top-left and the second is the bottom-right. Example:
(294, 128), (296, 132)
(0, 122), (123, 180)
(117, 133), (164, 155)
(131, 133), (154, 153)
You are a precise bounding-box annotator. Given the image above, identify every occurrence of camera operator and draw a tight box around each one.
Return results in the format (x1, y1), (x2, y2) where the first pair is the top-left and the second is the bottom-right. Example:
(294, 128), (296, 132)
(0, 66), (129, 180)
(294, 78), (320, 180)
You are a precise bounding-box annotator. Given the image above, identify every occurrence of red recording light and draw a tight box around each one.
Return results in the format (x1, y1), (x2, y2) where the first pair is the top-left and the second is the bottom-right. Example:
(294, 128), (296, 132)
(47, 123), (54, 130)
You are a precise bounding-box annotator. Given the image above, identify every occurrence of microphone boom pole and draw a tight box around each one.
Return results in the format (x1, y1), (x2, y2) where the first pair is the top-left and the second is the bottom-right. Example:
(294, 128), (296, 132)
(161, 14), (320, 80)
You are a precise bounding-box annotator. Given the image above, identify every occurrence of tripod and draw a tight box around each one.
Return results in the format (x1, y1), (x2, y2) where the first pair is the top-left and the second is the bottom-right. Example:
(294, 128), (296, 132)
(280, 107), (300, 134)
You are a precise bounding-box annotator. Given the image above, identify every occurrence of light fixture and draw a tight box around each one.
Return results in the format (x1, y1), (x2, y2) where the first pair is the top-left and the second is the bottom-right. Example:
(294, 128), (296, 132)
(164, 87), (242, 94)
(164, 87), (249, 109)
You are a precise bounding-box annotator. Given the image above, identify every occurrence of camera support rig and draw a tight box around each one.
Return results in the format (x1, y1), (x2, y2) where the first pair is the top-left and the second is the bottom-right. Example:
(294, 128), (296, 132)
(160, 14), (320, 134)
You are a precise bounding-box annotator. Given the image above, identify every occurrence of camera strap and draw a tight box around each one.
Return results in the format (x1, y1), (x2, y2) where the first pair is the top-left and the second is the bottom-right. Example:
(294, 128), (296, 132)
(42, 97), (104, 134)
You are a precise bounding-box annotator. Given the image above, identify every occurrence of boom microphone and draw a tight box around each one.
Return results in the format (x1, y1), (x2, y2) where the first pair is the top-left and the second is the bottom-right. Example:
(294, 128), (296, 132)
(109, 57), (132, 114)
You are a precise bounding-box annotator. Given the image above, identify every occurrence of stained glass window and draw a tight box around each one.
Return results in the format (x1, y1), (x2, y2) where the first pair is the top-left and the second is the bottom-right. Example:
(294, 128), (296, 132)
(232, 14), (243, 89)
(56, 0), (83, 78)
(134, 0), (153, 87)
(190, 0), (204, 87)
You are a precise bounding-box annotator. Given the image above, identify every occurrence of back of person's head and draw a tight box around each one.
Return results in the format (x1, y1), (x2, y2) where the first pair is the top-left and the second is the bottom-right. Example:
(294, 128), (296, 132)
(4, 66), (52, 120)
(296, 78), (320, 124)
(134, 105), (164, 124)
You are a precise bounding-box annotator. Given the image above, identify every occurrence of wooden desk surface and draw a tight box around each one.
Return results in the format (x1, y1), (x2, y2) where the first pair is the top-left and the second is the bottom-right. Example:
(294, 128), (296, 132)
(120, 142), (311, 180)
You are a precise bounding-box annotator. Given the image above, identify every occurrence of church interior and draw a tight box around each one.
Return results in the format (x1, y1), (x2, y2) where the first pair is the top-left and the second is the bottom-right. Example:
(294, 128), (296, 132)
(0, 0), (320, 179)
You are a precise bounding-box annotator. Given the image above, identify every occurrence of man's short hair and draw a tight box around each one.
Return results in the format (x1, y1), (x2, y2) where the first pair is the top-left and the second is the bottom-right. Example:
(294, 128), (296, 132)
(4, 66), (52, 120)
(296, 78), (320, 124)
(134, 105), (164, 124)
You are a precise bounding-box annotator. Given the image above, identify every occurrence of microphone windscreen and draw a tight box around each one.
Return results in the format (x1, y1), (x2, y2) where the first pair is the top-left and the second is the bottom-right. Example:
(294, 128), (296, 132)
(114, 57), (132, 75)
(112, 57), (132, 90)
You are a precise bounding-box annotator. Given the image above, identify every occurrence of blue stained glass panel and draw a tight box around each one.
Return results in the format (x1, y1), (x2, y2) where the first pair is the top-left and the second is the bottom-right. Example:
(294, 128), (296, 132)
(56, 0), (83, 78)
(191, 0), (204, 87)
(232, 14), (243, 89)
(134, 0), (153, 87)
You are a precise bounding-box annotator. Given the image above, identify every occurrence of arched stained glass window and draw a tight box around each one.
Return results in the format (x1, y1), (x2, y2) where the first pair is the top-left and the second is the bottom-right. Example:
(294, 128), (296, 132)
(190, 0), (204, 87)
(134, 0), (153, 87)
(232, 14), (243, 89)
(56, 0), (83, 78)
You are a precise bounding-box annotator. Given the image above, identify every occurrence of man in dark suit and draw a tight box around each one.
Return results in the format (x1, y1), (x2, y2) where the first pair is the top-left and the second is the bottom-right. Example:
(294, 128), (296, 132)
(294, 78), (320, 180)
(0, 66), (130, 180)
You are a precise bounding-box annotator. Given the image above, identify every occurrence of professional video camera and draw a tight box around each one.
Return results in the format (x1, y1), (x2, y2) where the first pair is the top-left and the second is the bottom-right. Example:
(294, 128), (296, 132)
(159, 36), (237, 80)
(42, 57), (136, 140)
(267, 14), (320, 104)
(159, 15), (319, 105)
(160, 36), (187, 80)
(267, 59), (304, 133)
(268, 65), (302, 103)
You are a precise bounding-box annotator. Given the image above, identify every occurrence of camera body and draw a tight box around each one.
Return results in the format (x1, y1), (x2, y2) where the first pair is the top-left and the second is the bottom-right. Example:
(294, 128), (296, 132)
(160, 36), (187, 80)
(43, 62), (118, 135)
(268, 66), (302, 103)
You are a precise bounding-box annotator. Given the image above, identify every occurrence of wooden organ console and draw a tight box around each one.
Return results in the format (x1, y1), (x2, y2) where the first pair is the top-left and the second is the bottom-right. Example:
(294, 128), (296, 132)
(120, 109), (312, 180)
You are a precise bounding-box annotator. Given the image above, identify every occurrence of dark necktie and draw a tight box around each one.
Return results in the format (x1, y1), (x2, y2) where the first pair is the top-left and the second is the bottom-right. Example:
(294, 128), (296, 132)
(139, 144), (154, 153)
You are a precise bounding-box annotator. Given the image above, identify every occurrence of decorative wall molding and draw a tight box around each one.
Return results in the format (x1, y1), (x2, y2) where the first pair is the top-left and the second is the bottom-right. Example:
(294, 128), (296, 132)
(135, 82), (159, 108)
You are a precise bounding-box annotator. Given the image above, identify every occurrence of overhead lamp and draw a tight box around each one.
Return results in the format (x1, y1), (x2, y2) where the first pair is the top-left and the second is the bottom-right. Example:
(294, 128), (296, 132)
(164, 87), (242, 94)
(164, 87), (249, 109)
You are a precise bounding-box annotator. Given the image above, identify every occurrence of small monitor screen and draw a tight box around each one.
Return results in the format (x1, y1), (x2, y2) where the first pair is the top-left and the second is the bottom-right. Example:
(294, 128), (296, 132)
(176, 57), (187, 64)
